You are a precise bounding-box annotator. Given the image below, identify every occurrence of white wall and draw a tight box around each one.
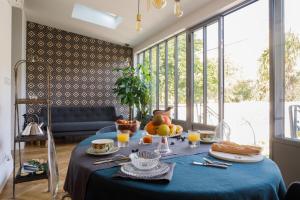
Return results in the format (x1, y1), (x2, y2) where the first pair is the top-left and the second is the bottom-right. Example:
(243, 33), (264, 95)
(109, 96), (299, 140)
(11, 6), (27, 150)
(133, 0), (244, 54)
(0, 0), (13, 193)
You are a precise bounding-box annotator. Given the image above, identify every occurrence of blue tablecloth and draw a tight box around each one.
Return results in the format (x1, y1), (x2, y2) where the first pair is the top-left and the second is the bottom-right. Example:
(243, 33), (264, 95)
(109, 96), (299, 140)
(75, 132), (286, 200)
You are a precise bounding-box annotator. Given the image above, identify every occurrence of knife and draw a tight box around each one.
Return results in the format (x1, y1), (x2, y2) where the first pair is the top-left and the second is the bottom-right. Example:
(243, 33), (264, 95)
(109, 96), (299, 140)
(93, 157), (129, 165)
(192, 161), (228, 169)
(203, 157), (232, 166)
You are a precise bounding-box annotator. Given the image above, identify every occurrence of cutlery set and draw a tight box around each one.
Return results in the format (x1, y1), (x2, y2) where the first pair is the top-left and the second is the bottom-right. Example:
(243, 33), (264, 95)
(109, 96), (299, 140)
(192, 157), (232, 169)
(93, 155), (130, 165)
(93, 155), (232, 170)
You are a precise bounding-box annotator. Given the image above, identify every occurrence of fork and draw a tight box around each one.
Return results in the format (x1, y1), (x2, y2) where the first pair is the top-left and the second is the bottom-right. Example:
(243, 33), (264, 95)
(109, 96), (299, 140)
(203, 157), (232, 166)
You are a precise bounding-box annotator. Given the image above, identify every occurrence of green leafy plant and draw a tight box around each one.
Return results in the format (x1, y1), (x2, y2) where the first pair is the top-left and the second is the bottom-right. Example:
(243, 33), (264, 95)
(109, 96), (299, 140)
(113, 64), (151, 121)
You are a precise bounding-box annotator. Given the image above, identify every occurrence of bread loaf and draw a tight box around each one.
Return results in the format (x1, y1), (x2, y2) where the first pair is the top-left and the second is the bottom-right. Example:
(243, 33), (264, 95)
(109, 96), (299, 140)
(211, 141), (262, 155)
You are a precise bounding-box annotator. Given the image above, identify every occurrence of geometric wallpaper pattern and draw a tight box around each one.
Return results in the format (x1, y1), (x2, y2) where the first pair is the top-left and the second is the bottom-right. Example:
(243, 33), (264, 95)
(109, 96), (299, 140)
(26, 22), (132, 117)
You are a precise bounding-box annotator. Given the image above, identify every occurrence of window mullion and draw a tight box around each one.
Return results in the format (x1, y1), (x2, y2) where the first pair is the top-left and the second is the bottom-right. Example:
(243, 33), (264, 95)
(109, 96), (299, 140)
(203, 26), (208, 125)
(149, 49), (152, 113)
(165, 41), (168, 109)
(174, 36), (179, 119)
(156, 45), (160, 110)
(218, 16), (225, 138)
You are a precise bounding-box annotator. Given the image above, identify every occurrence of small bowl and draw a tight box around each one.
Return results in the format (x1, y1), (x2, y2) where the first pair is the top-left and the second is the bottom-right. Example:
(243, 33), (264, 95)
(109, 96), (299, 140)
(129, 151), (161, 170)
(115, 120), (140, 137)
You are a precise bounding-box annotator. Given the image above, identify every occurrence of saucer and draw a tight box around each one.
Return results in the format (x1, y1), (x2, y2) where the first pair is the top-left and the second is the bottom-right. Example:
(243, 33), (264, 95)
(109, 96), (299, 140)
(121, 162), (170, 178)
(200, 138), (220, 144)
(86, 146), (120, 156)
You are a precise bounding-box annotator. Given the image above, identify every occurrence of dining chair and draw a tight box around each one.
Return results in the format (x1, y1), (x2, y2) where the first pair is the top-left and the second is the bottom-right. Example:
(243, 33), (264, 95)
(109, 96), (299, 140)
(289, 105), (300, 139)
(284, 182), (300, 200)
(97, 125), (116, 134)
(47, 126), (59, 200)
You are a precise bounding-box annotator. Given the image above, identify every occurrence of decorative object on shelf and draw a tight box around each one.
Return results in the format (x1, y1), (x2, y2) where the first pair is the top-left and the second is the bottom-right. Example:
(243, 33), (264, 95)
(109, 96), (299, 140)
(138, 0), (183, 31)
(21, 122), (44, 136)
(136, 0), (142, 32)
(21, 114), (44, 136)
(21, 159), (48, 176)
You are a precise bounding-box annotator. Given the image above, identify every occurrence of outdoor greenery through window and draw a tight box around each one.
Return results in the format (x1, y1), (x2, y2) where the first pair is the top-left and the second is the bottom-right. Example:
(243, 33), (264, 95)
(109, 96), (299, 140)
(284, 0), (300, 140)
(137, 0), (271, 151)
(224, 0), (269, 151)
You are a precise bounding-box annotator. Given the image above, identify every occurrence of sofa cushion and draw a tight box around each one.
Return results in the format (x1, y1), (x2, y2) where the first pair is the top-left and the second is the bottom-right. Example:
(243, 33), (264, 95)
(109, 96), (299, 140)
(52, 121), (115, 132)
(40, 106), (118, 123)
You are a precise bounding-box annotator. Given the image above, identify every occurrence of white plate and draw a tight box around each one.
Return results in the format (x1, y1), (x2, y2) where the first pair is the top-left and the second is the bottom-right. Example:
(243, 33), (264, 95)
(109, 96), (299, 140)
(86, 146), (120, 156)
(121, 162), (170, 178)
(209, 149), (264, 163)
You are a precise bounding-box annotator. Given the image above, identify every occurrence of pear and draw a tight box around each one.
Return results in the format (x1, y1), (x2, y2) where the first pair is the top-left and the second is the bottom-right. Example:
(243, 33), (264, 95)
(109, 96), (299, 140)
(152, 114), (164, 126)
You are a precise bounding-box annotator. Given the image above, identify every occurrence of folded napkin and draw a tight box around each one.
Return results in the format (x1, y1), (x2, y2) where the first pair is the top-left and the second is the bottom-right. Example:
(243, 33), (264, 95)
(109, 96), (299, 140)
(211, 141), (262, 155)
(113, 163), (176, 183)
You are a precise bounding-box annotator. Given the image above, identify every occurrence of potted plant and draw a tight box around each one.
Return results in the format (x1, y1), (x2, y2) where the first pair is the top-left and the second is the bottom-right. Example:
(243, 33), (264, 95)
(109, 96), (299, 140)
(113, 64), (151, 132)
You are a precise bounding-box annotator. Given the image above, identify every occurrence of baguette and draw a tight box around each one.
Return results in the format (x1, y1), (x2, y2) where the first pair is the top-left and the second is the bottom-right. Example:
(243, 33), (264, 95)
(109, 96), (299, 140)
(211, 142), (262, 155)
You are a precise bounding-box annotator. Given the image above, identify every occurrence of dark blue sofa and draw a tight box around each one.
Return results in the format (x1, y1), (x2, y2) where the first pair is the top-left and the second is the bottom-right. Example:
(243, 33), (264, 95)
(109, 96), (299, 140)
(39, 106), (122, 137)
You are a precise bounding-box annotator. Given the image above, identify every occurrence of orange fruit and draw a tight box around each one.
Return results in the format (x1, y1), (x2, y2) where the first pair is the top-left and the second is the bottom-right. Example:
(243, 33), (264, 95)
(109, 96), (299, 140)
(146, 122), (158, 135)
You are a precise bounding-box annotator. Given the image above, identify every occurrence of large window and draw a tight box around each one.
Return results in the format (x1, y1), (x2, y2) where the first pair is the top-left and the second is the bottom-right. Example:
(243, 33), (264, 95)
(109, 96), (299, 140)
(137, 35), (187, 121)
(137, 1), (271, 152)
(224, 0), (269, 149)
(284, 0), (300, 140)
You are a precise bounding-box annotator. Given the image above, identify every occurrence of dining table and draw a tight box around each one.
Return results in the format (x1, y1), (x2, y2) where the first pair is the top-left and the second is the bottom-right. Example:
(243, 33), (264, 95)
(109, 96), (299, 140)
(64, 130), (286, 200)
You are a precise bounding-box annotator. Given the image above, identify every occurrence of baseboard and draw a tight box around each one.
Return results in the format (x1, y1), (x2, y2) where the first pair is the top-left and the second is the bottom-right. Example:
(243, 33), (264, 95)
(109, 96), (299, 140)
(0, 154), (13, 193)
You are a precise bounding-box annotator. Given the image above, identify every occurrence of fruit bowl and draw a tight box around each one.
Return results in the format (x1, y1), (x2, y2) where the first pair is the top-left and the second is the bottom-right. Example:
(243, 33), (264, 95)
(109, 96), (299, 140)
(115, 120), (140, 137)
(129, 151), (161, 170)
(144, 123), (183, 137)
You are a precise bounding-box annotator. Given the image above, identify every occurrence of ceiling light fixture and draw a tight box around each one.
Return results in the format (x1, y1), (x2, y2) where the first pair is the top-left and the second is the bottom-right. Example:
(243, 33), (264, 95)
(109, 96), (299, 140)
(136, 0), (142, 32)
(152, 0), (167, 9)
(174, 0), (183, 17)
(136, 0), (184, 31)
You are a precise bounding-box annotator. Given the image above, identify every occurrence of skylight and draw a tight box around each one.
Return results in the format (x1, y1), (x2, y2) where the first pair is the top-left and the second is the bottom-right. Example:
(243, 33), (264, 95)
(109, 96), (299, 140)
(72, 3), (122, 29)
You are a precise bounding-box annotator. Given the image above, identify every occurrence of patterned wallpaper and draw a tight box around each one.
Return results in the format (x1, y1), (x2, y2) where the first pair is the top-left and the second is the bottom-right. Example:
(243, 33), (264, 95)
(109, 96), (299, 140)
(26, 22), (132, 116)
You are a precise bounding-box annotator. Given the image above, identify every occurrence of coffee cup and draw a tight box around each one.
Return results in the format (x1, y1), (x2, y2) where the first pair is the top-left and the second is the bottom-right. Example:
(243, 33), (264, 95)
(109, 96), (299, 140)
(91, 139), (114, 153)
(199, 130), (216, 141)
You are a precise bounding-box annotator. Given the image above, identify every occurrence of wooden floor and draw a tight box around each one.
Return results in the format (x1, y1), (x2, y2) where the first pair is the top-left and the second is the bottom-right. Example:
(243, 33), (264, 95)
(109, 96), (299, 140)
(0, 142), (76, 200)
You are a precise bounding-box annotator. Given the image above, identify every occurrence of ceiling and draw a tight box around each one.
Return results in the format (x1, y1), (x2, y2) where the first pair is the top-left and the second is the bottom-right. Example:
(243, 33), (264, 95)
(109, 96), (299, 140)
(24, 0), (212, 47)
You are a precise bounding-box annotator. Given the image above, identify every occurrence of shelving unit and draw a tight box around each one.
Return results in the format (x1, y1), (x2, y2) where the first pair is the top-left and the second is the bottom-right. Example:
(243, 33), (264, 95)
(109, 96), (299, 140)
(12, 61), (51, 199)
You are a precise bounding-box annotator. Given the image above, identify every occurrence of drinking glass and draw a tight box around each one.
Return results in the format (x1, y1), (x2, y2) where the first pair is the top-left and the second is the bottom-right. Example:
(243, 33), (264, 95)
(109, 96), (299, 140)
(187, 130), (200, 148)
(117, 131), (130, 147)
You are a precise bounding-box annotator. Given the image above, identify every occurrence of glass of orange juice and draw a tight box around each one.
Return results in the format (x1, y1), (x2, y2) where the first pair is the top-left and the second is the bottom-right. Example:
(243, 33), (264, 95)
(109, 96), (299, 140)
(117, 130), (130, 147)
(187, 130), (200, 148)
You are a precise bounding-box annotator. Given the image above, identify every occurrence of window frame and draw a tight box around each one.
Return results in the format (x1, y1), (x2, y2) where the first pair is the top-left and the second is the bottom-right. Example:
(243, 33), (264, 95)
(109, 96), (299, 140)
(136, 0), (262, 132)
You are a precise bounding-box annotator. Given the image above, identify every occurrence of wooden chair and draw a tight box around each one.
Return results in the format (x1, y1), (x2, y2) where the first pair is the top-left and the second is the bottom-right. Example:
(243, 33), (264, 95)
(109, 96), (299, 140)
(285, 182), (300, 200)
(47, 127), (59, 199)
(97, 125), (116, 134)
